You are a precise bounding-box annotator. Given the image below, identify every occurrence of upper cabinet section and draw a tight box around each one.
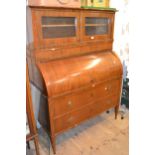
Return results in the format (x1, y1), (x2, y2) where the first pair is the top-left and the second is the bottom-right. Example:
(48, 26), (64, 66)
(31, 9), (80, 48)
(29, 7), (115, 50)
(81, 12), (114, 42)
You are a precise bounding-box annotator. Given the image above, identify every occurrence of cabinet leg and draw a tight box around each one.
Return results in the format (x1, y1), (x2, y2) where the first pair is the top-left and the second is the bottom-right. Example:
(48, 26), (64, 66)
(50, 136), (56, 154)
(34, 136), (40, 155)
(115, 105), (119, 119)
(106, 110), (110, 114)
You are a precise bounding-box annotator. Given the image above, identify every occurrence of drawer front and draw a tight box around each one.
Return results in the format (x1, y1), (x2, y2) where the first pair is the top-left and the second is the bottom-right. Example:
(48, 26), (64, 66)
(91, 95), (118, 116)
(93, 79), (120, 100)
(53, 89), (94, 117)
(34, 49), (62, 62)
(54, 104), (92, 133)
(35, 46), (82, 62)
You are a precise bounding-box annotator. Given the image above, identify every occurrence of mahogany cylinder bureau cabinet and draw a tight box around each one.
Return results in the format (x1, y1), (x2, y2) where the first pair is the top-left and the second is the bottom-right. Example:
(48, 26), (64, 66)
(26, 5), (123, 154)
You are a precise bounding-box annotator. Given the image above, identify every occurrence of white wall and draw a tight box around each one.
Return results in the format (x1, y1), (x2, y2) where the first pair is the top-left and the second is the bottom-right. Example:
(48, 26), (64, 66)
(111, 0), (129, 79)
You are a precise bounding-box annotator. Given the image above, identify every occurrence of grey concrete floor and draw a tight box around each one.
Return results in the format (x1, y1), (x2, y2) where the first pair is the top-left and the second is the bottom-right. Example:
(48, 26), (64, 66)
(27, 110), (129, 155)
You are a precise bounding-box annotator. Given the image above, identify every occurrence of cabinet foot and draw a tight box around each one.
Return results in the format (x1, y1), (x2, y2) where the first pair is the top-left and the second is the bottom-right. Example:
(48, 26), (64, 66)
(50, 136), (56, 154)
(106, 110), (110, 114)
(115, 105), (119, 119)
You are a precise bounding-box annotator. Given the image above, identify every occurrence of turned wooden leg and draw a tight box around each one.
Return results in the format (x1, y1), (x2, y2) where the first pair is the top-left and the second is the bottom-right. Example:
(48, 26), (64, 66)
(34, 137), (40, 155)
(50, 136), (56, 154)
(115, 104), (119, 119)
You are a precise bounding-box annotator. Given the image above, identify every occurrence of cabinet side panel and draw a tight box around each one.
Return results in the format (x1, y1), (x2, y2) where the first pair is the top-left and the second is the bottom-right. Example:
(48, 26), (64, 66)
(38, 94), (50, 133)
(32, 60), (47, 94)
(26, 6), (34, 50)
(27, 56), (34, 83)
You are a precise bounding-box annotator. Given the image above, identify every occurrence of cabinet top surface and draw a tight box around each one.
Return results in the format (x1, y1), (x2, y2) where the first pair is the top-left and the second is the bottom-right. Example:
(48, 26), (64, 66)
(28, 5), (117, 12)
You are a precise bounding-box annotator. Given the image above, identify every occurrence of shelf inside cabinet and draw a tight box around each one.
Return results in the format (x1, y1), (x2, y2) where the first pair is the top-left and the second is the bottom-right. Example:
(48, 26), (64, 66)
(42, 24), (75, 27)
(85, 24), (107, 27)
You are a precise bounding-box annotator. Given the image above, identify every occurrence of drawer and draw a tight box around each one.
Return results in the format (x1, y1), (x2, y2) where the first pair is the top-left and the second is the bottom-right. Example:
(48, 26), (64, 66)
(92, 79), (120, 100)
(34, 48), (62, 62)
(91, 95), (118, 116)
(35, 45), (82, 62)
(80, 41), (112, 53)
(54, 104), (92, 133)
(53, 89), (94, 117)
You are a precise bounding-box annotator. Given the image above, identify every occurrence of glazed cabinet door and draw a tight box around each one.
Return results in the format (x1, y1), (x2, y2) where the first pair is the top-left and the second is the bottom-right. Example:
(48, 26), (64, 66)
(32, 9), (80, 49)
(81, 11), (114, 42)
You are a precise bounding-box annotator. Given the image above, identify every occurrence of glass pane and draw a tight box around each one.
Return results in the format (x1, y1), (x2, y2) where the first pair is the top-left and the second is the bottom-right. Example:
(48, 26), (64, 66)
(86, 26), (108, 36)
(42, 26), (76, 38)
(85, 17), (109, 36)
(85, 17), (109, 25)
(41, 16), (76, 39)
(42, 17), (75, 25)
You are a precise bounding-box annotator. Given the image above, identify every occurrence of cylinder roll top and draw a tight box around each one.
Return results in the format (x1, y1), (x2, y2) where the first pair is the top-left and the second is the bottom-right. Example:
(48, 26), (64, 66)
(37, 51), (123, 97)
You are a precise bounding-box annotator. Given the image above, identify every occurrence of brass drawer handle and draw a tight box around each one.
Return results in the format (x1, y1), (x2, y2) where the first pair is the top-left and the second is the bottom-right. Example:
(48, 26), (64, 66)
(92, 84), (95, 87)
(105, 85), (112, 91)
(68, 101), (72, 106)
(90, 79), (96, 87)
